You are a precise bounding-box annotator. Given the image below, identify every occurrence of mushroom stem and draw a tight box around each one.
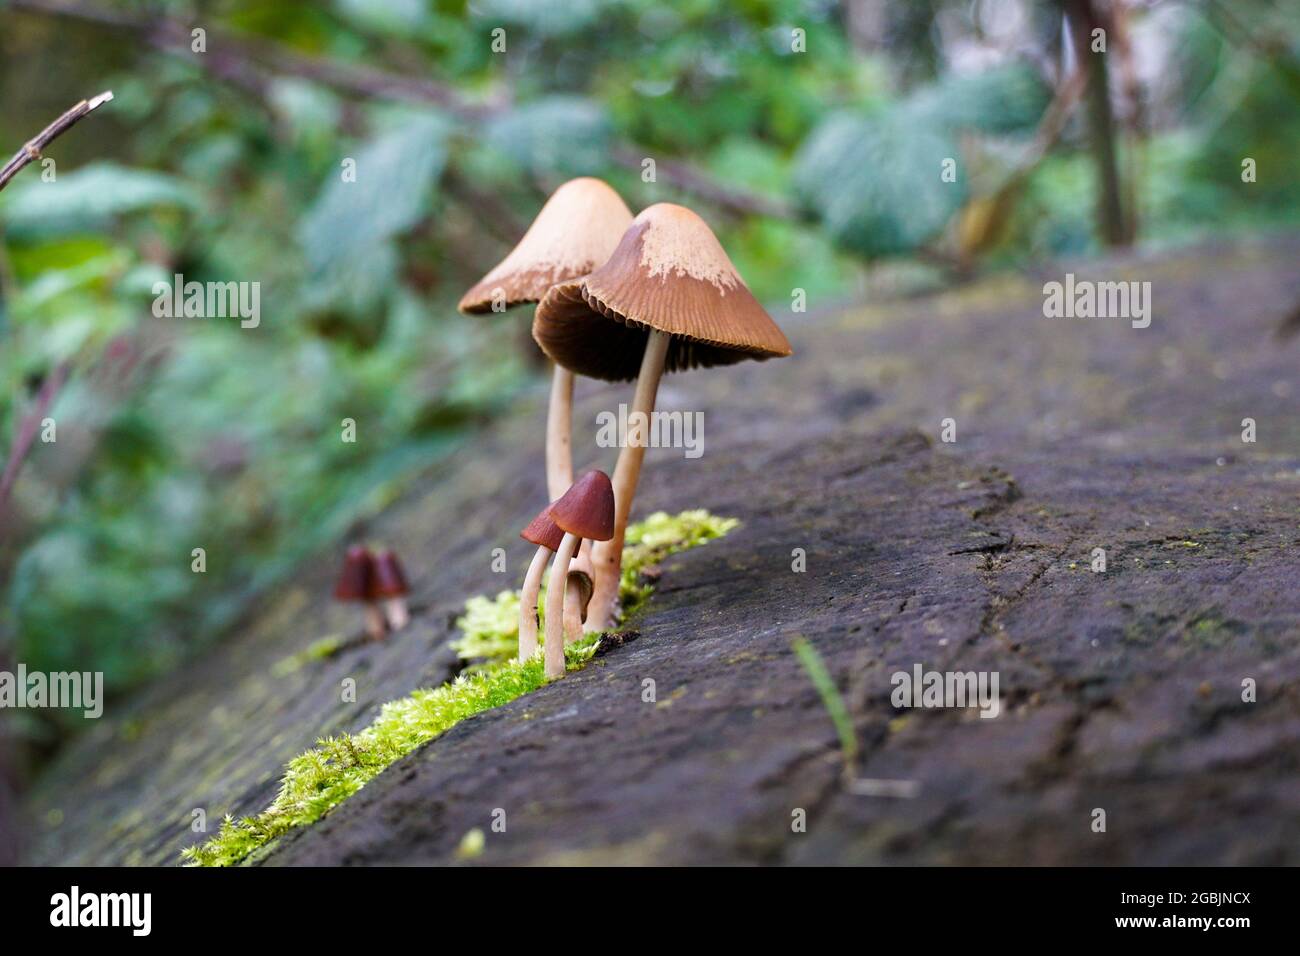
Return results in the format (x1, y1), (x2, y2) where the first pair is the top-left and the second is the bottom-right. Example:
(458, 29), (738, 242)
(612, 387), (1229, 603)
(587, 329), (670, 632)
(544, 532), (580, 679)
(519, 544), (551, 661)
(545, 363), (575, 501)
(364, 603), (387, 641)
(563, 540), (593, 643)
(384, 598), (410, 631)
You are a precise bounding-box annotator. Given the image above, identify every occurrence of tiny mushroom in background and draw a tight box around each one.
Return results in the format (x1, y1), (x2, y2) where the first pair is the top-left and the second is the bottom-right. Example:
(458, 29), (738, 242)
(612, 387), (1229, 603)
(542, 470), (615, 680)
(334, 545), (385, 640)
(371, 549), (410, 631)
(533, 204), (792, 632)
(518, 505), (565, 662)
(459, 177), (632, 641)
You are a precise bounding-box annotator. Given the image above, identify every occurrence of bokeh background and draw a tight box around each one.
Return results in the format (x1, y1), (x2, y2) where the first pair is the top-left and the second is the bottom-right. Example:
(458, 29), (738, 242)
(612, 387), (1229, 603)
(1, 0), (1297, 777)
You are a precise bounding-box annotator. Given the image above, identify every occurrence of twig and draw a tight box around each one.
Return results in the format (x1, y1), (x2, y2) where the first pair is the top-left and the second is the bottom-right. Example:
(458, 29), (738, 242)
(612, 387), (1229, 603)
(10, 0), (794, 220)
(0, 91), (113, 193)
(9, 0), (509, 117)
(0, 92), (112, 513)
(946, 64), (1087, 274)
(609, 145), (797, 220)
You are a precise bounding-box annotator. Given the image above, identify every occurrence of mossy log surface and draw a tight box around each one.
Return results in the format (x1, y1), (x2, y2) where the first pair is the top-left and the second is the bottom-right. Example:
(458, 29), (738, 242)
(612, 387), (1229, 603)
(26, 236), (1300, 865)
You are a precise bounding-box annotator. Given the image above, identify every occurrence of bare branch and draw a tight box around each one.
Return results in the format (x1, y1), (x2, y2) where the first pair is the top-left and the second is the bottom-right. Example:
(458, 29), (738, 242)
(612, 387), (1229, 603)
(608, 146), (796, 220)
(0, 91), (113, 193)
(10, 0), (509, 118)
(10, 0), (794, 220)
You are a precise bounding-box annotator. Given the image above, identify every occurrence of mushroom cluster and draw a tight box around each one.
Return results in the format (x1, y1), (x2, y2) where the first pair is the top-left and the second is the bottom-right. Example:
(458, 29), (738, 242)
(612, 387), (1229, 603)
(517, 470), (614, 679)
(460, 182), (792, 678)
(459, 177), (632, 641)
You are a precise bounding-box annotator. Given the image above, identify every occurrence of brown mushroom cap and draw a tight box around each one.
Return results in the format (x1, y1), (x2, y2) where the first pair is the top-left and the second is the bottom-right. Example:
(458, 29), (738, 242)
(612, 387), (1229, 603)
(521, 506), (565, 551)
(549, 470), (615, 541)
(333, 545), (374, 602)
(531, 203), (793, 381)
(457, 177), (634, 314)
(370, 550), (409, 598)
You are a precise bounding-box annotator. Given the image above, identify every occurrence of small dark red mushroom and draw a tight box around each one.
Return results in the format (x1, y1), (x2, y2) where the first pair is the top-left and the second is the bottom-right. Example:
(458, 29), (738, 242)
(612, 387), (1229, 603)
(518, 506), (565, 662)
(543, 471), (615, 679)
(334, 545), (385, 640)
(371, 550), (411, 631)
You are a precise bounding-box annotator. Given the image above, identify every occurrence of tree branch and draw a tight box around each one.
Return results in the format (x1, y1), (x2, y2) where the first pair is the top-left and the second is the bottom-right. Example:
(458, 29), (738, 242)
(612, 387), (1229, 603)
(10, 0), (794, 220)
(0, 91), (113, 193)
(608, 146), (796, 220)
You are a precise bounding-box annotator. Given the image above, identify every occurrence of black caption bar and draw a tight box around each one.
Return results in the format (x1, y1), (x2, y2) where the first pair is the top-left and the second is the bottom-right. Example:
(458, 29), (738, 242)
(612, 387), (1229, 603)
(0, 866), (1283, 943)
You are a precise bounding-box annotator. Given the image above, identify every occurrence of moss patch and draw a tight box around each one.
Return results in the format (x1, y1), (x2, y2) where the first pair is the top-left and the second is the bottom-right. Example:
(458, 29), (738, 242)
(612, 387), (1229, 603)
(451, 591), (522, 662)
(183, 509), (737, 867)
(451, 509), (740, 664)
(271, 635), (347, 677)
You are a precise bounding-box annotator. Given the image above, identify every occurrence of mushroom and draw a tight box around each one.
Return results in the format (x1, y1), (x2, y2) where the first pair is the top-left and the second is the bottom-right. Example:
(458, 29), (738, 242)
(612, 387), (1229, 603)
(542, 470), (615, 680)
(517, 506), (565, 662)
(458, 177), (633, 497)
(371, 549), (411, 631)
(532, 204), (792, 632)
(459, 177), (632, 640)
(334, 545), (386, 640)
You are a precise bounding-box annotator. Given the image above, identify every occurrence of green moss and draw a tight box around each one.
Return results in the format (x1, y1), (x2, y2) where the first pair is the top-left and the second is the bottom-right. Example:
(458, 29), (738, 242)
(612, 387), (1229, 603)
(183, 639), (598, 867)
(271, 635), (347, 676)
(183, 509), (737, 867)
(619, 510), (739, 615)
(451, 591), (521, 661)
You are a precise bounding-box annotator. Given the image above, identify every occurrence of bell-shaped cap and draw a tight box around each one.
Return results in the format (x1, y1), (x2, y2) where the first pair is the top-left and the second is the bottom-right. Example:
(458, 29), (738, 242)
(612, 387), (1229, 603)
(549, 470), (615, 541)
(458, 178), (633, 314)
(521, 505), (565, 551)
(333, 545), (374, 601)
(370, 550), (409, 598)
(532, 203), (792, 381)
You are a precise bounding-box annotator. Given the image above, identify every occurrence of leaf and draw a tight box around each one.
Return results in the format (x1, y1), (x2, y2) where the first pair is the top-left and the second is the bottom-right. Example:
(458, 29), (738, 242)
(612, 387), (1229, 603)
(0, 163), (200, 238)
(793, 64), (1050, 259)
(474, 0), (607, 36)
(484, 96), (611, 177)
(792, 636), (859, 773)
(911, 63), (1052, 135)
(793, 108), (965, 258)
(298, 114), (447, 275)
(334, 0), (431, 34)
(300, 241), (400, 313)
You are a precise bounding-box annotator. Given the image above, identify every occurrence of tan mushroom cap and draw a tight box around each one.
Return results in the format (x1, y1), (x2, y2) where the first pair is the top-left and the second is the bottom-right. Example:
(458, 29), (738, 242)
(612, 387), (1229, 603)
(531, 203), (792, 381)
(458, 177), (634, 314)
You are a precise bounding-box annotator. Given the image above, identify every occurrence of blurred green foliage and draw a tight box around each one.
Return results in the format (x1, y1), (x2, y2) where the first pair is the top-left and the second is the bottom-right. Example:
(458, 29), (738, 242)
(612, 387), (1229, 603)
(1, 0), (1297, 747)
